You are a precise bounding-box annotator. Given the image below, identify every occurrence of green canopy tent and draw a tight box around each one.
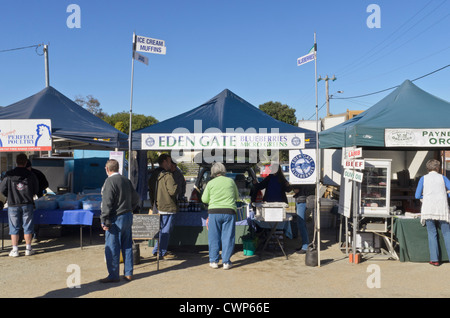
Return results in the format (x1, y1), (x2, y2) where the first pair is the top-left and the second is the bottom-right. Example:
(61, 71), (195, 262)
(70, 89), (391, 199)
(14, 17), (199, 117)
(318, 79), (450, 262)
(319, 80), (450, 149)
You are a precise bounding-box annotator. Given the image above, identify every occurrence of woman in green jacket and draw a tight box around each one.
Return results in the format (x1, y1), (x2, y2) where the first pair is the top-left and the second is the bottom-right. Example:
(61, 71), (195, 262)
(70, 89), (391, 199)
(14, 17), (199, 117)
(202, 162), (239, 270)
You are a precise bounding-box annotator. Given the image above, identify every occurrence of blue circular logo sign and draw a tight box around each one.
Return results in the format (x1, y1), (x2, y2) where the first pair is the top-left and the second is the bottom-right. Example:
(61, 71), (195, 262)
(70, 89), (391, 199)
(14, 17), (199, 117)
(290, 153), (315, 179)
(291, 136), (302, 147)
(145, 137), (155, 148)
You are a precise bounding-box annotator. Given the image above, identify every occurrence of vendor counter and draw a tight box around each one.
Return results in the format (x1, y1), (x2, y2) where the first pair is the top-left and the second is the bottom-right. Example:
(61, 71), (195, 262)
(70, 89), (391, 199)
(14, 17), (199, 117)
(165, 210), (294, 247)
(0, 208), (100, 227)
(168, 211), (250, 246)
(394, 217), (449, 262)
(0, 208), (101, 248)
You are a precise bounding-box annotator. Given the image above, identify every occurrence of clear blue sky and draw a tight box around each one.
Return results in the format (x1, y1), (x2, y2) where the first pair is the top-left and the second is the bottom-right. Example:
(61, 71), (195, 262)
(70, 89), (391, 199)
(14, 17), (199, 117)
(1, 0), (449, 124)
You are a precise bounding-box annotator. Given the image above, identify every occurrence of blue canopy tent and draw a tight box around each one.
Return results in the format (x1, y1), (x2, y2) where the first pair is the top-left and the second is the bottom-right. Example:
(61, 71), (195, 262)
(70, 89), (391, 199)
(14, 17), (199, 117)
(132, 88), (316, 149)
(130, 88), (317, 198)
(0, 86), (128, 150)
(319, 80), (450, 149)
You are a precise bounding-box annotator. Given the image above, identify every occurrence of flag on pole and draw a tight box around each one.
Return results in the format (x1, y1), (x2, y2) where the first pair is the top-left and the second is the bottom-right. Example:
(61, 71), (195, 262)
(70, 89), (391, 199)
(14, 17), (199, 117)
(297, 45), (316, 66)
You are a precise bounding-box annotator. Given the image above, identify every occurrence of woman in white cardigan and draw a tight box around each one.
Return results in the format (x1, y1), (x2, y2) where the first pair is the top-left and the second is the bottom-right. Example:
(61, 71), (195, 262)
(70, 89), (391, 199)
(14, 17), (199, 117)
(415, 159), (450, 266)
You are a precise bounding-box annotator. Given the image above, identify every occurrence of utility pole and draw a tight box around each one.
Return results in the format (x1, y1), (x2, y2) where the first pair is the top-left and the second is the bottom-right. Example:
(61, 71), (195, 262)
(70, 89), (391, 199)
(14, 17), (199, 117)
(318, 75), (336, 116)
(44, 44), (49, 87)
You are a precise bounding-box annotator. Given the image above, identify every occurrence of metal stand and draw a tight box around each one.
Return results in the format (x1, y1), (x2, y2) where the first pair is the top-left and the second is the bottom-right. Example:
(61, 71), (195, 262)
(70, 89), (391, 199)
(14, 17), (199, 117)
(260, 222), (288, 260)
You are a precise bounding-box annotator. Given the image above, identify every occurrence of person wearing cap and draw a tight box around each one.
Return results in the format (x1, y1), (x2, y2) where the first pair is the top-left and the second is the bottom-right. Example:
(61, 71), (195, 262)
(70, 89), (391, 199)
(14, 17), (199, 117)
(26, 160), (49, 198)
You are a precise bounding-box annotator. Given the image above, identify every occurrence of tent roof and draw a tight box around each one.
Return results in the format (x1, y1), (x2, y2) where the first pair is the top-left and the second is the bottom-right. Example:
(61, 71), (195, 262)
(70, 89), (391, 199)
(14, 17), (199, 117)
(319, 80), (450, 149)
(0, 86), (128, 150)
(132, 88), (316, 149)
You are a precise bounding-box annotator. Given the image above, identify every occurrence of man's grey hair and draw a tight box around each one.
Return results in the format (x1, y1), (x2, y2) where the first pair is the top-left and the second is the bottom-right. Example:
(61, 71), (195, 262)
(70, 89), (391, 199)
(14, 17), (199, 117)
(426, 159), (441, 172)
(211, 162), (226, 177)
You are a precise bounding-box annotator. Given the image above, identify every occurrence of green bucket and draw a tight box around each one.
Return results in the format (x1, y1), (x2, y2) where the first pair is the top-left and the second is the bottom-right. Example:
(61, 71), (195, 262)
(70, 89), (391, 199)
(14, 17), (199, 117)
(243, 238), (257, 256)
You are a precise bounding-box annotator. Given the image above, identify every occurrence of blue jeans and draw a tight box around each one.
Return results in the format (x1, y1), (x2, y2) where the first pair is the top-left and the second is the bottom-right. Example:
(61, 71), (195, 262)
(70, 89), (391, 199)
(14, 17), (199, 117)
(105, 212), (133, 280)
(208, 213), (236, 264)
(8, 204), (34, 235)
(296, 203), (309, 250)
(152, 214), (176, 256)
(425, 220), (450, 262)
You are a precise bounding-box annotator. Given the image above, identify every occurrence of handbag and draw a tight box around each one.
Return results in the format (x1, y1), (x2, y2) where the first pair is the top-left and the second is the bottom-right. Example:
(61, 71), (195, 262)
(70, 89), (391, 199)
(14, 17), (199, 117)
(305, 243), (318, 267)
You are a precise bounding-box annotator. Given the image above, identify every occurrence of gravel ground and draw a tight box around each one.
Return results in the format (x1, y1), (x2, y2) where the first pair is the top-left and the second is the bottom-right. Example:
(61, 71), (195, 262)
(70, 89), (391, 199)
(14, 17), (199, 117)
(0, 223), (449, 303)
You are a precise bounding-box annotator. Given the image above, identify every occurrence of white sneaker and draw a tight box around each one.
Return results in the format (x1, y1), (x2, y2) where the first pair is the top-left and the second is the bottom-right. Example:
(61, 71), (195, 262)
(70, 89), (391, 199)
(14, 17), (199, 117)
(223, 263), (232, 270)
(25, 249), (35, 256)
(209, 262), (219, 269)
(9, 249), (19, 257)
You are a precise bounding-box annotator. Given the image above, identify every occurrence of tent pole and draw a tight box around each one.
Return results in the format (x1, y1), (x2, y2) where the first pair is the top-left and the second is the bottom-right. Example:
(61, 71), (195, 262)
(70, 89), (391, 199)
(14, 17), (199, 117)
(314, 32), (321, 267)
(44, 44), (49, 87)
(128, 32), (136, 180)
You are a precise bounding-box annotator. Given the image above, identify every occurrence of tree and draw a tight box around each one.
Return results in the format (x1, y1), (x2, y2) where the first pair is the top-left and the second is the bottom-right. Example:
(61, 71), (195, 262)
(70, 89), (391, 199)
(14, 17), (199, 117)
(103, 112), (158, 133)
(259, 101), (297, 126)
(259, 101), (297, 163)
(74, 95), (107, 118)
(103, 112), (160, 164)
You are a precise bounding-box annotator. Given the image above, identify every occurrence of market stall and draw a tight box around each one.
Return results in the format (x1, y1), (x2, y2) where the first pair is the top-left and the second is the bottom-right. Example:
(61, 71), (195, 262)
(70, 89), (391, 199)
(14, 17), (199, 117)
(130, 89), (317, 253)
(0, 86), (128, 150)
(318, 79), (450, 262)
(0, 86), (129, 243)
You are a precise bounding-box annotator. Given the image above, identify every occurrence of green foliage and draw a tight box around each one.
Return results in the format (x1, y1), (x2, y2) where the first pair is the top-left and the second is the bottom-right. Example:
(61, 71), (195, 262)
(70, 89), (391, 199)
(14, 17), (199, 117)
(103, 112), (158, 133)
(259, 101), (297, 126)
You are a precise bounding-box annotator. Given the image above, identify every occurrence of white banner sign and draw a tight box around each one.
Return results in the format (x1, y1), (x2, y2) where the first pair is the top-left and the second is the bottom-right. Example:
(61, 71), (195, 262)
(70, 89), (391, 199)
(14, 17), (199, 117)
(385, 129), (450, 147)
(135, 35), (166, 55)
(141, 133), (305, 150)
(0, 119), (52, 152)
(343, 169), (364, 183)
(288, 149), (316, 184)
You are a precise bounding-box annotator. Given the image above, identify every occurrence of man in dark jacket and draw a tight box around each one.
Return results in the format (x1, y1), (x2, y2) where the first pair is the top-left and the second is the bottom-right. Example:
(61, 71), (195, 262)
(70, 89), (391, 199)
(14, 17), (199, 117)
(0, 153), (39, 257)
(100, 159), (140, 283)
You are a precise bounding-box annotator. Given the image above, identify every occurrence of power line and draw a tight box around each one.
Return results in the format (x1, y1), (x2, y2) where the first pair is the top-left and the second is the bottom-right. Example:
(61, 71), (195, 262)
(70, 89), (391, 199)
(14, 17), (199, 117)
(340, 11), (450, 81)
(331, 64), (450, 100)
(0, 43), (44, 55)
(333, 0), (437, 77)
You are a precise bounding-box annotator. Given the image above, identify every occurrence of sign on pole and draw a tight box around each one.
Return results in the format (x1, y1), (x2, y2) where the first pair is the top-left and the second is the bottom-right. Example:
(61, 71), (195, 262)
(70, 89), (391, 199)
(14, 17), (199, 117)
(135, 35), (167, 55)
(343, 159), (365, 170)
(343, 169), (364, 183)
(346, 147), (363, 159)
(289, 149), (316, 185)
(134, 52), (149, 65)
(128, 32), (166, 180)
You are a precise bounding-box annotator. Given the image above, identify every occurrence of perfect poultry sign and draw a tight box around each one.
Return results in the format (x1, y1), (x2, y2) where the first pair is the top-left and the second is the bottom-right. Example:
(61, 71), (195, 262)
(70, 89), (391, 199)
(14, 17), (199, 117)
(0, 119), (52, 152)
